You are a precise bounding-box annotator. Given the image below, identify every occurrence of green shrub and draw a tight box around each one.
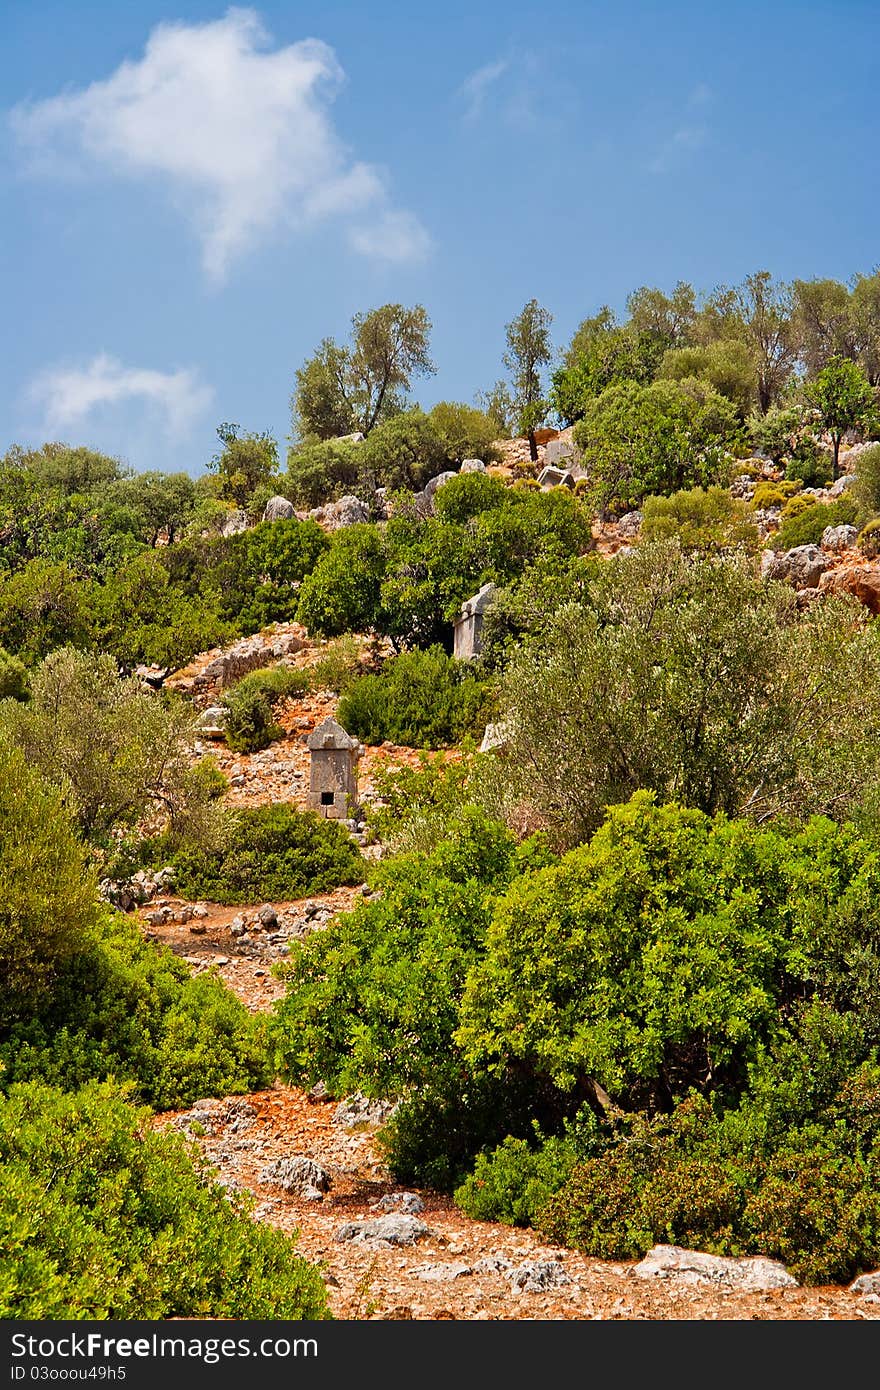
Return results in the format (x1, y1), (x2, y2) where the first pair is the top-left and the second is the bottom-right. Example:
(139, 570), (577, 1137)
(0, 648), (29, 701)
(270, 810), (518, 1100)
(222, 665), (309, 753)
(852, 443), (880, 514)
(0, 1081), (329, 1319)
(773, 498), (860, 550)
(336, 646), (491, 749)
(310, 635), (368, 694)
(752, 481), (798, 509)
(858, 519), (880, 559)
(641, 487), (758, 552)
(0, 910), (270, 1109)
(785, 448), (832, 489)
(780, 493), (819, 522)
(171, 803), (363, 905)
(454, 1132), (577, 1226)
(0, 737), (97, 1027)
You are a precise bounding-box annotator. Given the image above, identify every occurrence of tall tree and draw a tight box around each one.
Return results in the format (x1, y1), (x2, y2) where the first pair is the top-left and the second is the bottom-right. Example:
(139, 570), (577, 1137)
(851, 270), (880, 386)
(805, 355), (877, 480)
(702, 271), (797, 413)
(503, 299), (554, 461)
(291, 304), (435, 440)
(792, 277), (858, 376)
(625, 281), (698, 350)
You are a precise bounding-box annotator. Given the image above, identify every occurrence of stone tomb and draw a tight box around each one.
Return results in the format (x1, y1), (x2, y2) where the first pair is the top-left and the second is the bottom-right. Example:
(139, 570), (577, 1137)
(453, 582), (496, 662)
(306, 717), (360, 819)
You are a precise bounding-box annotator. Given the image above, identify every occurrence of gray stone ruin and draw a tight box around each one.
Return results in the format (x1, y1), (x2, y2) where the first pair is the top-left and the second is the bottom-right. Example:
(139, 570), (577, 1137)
(306, 716), (360, 819)
(453, 582), (496, 662)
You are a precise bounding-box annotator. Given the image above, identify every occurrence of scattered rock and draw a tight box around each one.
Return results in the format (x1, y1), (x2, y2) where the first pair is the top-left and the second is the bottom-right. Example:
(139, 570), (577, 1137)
(821, 523), (858, 552)
(762, 544), (830, 589)
(509, 1260), (572, 1293)
(459, 458), (486, 473)
(334, 1215), (431, 1246)
(850, 1270), (880, 1295)
(634, 1245), (798, 1290)
(413, 1263), (473, 1282)
(262, 495), (296, 523)
(333, 1092), (397, 1129)
(377, 1191), (425, 1215)
(818, 559), (880, 614)
(257, 904), (278, 928)
(260, 1155), (332, 1198)
(617, 510), (643, 539)
(474, 1255), (513, 1275)
(220, 509), (249, 537)
(424, 471), (457, 499)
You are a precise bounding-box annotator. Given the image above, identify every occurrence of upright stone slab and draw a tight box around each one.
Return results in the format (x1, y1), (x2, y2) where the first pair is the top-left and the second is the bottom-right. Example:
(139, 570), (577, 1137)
(453, 582), (496, 661)
(306, 717), (359, 819)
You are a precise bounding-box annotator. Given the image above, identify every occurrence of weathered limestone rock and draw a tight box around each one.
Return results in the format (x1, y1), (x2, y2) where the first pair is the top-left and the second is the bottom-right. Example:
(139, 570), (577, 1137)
(821, 524), (858, 552)
(459, 458), (486, 473)
(335, 1215), (431, 1246)
(762, 544), (830, 589)
(262, 494), (296, 523)
(634, 1245), (798, 1290)
(818, 559), (880, 614)
(509, 1260), (572, 1293)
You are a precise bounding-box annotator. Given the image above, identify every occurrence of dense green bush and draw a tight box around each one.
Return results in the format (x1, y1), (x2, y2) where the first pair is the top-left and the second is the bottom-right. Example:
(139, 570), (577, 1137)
(309, 635), (369, 693)
(858, 519), (880, 558)
(296, 525), (386, 637)
(0, 737), (97, 1027)
(0, 1081), (329, 1319)
(270, 810), (519, 1100)
(171, 803), (363, 905)
(222, 665), (310, 753)
(852, 443), (880, 514)
(641, 487), (758, 551)
(286, 437), (363, 506)
(0, 909), (270, 1109)
(454, 1131), (578, 1226)
(336, 646), (491, 748)
(772, 497), (860, 550)
(0, 647), (28, 701)
(573, 378), (739, 516)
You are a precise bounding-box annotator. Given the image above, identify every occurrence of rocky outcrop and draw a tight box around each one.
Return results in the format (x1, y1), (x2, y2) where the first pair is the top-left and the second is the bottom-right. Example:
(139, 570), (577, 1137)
(335, 1215), (432, 1246)
(821, 524), (858, 552)
(634, 1245), (798, 1290)
(308, 495), (370, 530)
(762, 544), (830, 589)
(259, 1155), (331, 1200)
(166, 623), (308, 702)
(262, 494), (296, 522)
(818, 559), (880, 613)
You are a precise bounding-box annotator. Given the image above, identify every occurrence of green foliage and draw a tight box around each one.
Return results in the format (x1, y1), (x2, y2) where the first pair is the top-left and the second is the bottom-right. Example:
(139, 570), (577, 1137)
(310, 635), (368, 694)
(360, 409), (447, 491)
(779, 493), (819, 522)
(286, 437), (363, 506)
(753, 479), (800, 508)
(852, 443), (880, 514)
(784, 447), (832, 489)
(270, 811), (518, 1098)
(503, 299), (553, 449)
(489, 541), (880, 845)
(217, 518), (329, 629)
(0, 560), (93, 663)
(858, 519), (880, 559)
(209, 423), (278, 508)
(363, 752), (477, 854)
(295, 524), (386, 637)
(292, 303), (435, 440)
(573, 378), (739, 516)
(550, 323), (658, 425)
(805, 356), (877, 478)
(0, 737), (97, 1028)
(773, 497), (860, 550)
(170, 803), (363, 905)
(0, 647), (29, 701)
(658, 339), (755, 416)
(454, 1131), (577, 1226)
(0, 1081), (328, 1319)
(427, 401), (501, 465)
(641, 487), (759, 552)
(1, 648), (203, 843)
(336, 646), (491, 749)
(1, 911), (269, 1109)
(222, 665), (309, 754)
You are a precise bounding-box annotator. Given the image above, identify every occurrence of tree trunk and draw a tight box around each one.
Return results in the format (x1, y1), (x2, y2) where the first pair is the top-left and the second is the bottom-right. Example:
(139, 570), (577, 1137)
(832, 434), (840, 482)
(528, 428), (538, 463)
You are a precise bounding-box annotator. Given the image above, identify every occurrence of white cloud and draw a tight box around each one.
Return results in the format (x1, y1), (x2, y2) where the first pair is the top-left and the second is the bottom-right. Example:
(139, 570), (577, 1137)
(27, 354), (214, 439)
(457, 58), (509, 122)
(649, 123), (709, 175)
(348, 210), (433, 263)
(10, 7), (428, 281)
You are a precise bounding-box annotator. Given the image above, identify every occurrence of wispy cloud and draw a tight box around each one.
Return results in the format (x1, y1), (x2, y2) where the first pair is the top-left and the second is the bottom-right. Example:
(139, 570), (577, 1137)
(649, 123), (709, 175)
(10, 7), (429, 282)
(27, 354), (214, 440)
(457, 58), (509, 122)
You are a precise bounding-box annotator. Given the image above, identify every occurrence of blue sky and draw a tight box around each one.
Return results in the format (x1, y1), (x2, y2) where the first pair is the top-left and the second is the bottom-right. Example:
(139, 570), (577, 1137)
(2, 0), (878, 475)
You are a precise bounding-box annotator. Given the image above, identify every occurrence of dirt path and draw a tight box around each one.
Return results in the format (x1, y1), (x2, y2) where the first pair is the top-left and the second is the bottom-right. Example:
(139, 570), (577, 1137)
(147, 902), (876, 1321)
